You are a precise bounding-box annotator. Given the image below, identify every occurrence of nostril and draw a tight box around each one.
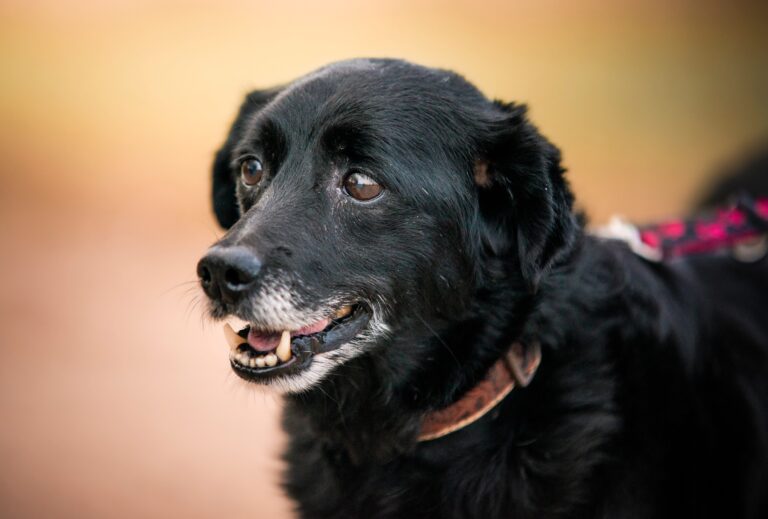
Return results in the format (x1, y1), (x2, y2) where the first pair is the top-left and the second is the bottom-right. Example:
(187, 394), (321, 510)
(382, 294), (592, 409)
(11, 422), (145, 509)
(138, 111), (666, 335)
(224, 267), (252, 288)
(199, 264), (212, 285)
(196, 257), (221, 300)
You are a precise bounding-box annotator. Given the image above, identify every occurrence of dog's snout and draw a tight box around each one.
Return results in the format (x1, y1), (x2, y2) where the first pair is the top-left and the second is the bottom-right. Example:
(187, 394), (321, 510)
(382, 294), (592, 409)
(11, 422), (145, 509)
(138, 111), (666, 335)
(197, 246), (262, 304)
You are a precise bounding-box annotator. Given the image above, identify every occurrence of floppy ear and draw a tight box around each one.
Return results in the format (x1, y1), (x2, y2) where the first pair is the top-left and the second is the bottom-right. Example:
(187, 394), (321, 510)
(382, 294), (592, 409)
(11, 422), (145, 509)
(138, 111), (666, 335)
(476, 102), (578, 289)
(212, 88), (281, 228)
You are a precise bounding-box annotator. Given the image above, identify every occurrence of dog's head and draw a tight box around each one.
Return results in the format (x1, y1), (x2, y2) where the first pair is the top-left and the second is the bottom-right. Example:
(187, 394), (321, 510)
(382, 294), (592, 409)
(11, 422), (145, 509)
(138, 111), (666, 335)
(198, 59), (576, 394)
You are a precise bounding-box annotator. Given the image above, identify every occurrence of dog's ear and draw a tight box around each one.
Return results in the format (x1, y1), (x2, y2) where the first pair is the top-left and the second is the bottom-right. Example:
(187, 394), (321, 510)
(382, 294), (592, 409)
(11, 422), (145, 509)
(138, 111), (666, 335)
(475, 102), (577, 289)
(212, 88), (281, 228)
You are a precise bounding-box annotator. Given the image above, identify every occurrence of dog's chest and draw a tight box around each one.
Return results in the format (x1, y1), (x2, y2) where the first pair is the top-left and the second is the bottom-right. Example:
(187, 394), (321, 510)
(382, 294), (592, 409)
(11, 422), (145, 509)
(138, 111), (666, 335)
(284, 430), (515, 519)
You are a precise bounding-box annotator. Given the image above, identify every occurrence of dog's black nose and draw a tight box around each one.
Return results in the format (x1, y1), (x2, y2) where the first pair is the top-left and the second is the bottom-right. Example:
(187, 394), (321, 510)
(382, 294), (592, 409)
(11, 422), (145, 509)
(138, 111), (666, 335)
(197, 246), (262, 304)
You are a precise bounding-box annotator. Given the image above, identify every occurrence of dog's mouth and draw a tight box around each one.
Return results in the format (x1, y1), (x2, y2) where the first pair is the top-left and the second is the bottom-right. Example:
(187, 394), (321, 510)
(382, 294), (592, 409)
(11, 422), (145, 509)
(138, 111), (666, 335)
(223, 304), (371, 383)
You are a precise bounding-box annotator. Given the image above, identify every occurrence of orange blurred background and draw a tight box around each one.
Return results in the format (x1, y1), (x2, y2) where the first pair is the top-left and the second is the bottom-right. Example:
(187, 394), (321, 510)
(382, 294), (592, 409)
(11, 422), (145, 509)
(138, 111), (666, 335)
(0, 1), (766, 517)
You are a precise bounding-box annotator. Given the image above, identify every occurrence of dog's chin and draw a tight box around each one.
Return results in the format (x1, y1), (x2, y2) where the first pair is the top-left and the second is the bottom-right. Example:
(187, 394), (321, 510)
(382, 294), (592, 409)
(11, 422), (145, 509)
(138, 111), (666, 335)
(224, 304), (373, 394)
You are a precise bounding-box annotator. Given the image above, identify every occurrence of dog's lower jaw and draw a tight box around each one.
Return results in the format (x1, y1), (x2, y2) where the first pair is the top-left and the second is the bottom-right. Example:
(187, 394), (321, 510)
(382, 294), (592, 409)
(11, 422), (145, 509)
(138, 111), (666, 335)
(262, 342), (365, 394)
(236, 307), (391, 394)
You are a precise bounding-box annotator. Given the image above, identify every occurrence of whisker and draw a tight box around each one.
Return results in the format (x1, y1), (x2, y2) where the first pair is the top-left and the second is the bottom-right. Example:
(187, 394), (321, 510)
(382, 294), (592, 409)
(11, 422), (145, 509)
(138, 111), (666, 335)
(161, 278), (200, 297)
(414, 313), (461, 369)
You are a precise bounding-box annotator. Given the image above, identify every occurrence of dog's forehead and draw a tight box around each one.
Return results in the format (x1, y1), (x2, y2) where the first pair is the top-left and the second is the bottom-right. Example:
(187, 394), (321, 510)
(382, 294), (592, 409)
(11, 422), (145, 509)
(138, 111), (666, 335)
(275, 59), (427, 106)
(258, 59), (480, 143)
(267, 66), (400, 130)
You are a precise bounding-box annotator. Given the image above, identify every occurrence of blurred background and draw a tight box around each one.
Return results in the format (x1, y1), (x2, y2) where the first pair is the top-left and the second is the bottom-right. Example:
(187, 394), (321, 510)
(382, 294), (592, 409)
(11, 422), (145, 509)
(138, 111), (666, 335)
(0, 0), (766, 517)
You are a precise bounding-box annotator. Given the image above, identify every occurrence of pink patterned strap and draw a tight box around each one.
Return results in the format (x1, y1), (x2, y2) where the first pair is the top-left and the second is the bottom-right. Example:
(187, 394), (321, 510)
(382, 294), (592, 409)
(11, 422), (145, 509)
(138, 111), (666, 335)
(638, 197), (768, 259)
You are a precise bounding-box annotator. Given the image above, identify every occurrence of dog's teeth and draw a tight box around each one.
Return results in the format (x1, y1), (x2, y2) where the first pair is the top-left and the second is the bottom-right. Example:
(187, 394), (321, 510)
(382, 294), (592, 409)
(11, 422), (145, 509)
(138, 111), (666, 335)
(265, 353), (278, 367)
(248, 357), (257, 368)
(223, 323), (244, 351)
(255, 356), (266, 368)
(237, 352), (250, 365)
(276, 330), (292, 362)
(335, 305), (353, 319)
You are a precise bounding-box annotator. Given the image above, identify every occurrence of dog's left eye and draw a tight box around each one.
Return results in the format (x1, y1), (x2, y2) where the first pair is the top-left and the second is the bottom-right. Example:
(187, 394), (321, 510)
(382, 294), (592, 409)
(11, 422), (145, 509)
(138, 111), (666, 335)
(240, 158), (264, 186)
(343, 172), (383, 201)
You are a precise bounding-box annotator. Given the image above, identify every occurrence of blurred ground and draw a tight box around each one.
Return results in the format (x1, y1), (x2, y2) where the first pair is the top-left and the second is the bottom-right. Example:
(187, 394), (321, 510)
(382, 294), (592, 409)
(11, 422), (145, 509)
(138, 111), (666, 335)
(0, 0), (766, 517)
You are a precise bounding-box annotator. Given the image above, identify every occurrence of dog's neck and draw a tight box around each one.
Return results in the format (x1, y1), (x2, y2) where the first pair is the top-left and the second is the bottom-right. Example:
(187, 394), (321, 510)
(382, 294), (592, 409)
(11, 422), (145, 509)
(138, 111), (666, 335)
(283, 253), (565, 461)
(284, 236), (676, 463)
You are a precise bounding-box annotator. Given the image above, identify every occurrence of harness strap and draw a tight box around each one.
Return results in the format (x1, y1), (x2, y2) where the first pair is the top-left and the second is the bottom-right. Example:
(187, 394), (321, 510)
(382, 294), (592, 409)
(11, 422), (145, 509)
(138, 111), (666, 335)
(593, 196), (768, 261)
(638, 196), (768, 259)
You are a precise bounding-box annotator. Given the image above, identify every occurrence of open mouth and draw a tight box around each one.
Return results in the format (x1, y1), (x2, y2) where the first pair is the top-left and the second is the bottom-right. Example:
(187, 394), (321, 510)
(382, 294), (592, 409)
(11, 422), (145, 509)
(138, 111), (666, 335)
(223, 304), (371, 382)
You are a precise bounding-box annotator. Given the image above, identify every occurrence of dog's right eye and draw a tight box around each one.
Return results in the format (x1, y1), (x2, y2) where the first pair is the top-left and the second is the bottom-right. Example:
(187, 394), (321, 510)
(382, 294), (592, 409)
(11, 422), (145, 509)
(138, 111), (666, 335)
(343, 172), (383, 201)
(240, 158), (264, 186)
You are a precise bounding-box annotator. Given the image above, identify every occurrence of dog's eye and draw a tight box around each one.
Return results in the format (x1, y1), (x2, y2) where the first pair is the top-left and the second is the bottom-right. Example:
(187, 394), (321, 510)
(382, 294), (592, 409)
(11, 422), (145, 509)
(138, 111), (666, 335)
(343, 172), (383, 201)
(240, 158), (264, 186)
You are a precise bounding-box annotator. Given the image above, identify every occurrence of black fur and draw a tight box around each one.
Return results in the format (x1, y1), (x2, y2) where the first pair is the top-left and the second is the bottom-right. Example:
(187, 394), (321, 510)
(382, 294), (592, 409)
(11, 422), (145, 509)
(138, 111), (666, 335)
(205, 59), (768, 518)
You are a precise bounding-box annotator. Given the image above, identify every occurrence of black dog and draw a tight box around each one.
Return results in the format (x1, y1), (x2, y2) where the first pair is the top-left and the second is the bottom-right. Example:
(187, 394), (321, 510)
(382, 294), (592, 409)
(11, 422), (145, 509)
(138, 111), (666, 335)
(198, 59), (768, 518)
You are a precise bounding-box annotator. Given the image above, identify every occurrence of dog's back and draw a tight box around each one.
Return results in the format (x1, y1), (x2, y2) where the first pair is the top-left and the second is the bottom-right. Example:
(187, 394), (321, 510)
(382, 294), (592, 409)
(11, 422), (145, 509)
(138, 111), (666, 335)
(677, 148), (768, 518)
(599, 150), (768, 518)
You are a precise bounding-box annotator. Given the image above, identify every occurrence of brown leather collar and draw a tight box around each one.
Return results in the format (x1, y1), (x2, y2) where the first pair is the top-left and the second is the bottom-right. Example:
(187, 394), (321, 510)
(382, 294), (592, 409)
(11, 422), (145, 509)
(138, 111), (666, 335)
(418, 341), (542, 442)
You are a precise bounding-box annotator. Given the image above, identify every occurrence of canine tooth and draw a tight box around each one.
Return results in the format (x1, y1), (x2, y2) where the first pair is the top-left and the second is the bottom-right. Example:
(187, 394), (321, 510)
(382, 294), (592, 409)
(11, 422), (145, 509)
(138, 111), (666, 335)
(223, 323), (244, 350)
(335, 305), (352, 319)
(255, 356), (266, 368)
(276, 330), (292, 362)
(265, 353), (278, 367)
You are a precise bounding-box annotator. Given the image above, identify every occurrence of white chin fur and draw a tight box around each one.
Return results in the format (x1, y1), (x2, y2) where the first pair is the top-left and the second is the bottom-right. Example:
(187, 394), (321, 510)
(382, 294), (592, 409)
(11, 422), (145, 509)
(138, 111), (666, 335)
(265, 343), (363, 394)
